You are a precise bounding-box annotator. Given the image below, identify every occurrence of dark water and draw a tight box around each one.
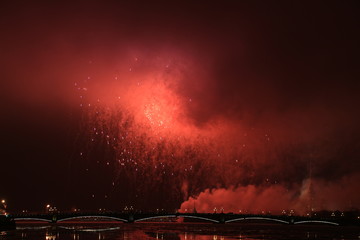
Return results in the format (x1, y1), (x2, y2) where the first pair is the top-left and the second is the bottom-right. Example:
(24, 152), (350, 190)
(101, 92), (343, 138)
(1, 223), (359, 240)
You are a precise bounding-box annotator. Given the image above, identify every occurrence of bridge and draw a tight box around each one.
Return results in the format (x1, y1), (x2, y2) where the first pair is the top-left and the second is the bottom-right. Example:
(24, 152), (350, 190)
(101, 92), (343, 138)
(11, 212), (347, 225)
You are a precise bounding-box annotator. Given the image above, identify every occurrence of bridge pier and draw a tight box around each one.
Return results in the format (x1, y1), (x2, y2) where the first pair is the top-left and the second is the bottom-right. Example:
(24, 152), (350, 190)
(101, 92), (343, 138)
(127, 214), (134, 223)
(51, 214), (57, 223)
(218, 214), (225, 224)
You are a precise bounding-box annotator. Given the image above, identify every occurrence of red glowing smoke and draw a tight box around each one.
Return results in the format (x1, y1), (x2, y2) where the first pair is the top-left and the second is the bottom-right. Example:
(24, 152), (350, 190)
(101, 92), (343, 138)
(180, 174), (360, 214)
(1, 1), (359, 212)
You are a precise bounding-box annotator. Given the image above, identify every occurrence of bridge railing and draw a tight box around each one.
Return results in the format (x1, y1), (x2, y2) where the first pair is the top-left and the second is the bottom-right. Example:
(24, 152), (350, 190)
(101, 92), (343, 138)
(10, 212), (357, 226)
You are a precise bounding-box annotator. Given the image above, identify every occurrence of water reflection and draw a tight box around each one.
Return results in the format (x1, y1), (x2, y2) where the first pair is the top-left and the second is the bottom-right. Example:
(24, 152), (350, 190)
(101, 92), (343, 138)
(45, 232), (56, 240)
(72, 233), (79, 240)
(59, 226), (120, 232)
(0, 223), (358, 240)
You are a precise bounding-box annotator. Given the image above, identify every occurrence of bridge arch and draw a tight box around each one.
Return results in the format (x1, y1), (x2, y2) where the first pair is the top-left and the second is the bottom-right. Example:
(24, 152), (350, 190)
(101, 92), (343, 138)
(14, 218), (52, 223)
(134, 215), (177, 222)
(294, 220), (339, 226)
(178, 215), (219, 223)
(134, 214), (219, 223)
(226, 217), (289, 224)
(57, 216), (128, 223)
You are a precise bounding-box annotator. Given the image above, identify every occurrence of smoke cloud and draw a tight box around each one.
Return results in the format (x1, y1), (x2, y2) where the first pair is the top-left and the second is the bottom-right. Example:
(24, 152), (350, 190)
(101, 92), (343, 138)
(180, 174), (360, 214)
(1, 1), (359, 211)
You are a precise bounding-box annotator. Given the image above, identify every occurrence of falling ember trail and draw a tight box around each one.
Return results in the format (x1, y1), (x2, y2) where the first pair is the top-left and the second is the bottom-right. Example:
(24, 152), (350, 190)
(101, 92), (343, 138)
(70, 50), (360, 212)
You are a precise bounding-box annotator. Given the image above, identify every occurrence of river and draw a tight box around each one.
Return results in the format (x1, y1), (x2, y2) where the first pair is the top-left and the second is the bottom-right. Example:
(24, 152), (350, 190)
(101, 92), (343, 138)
(1, 222), (359, 240)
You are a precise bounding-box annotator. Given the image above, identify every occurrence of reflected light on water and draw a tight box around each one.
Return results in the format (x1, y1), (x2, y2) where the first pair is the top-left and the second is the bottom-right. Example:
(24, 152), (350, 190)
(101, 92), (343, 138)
(45, 232), (56, 240)
(72, 233), (79, 240)
(1, 223), (358, 240)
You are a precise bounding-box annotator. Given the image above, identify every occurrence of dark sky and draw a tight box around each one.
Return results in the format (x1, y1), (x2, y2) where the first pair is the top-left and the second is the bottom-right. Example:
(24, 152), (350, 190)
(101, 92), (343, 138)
(1, 1), (359, 213)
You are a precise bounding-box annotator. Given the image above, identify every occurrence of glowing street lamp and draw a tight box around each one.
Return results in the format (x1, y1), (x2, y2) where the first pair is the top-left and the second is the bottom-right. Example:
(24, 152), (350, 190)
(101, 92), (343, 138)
(1, 199), (7, 215)
(1, 199), (6, 209)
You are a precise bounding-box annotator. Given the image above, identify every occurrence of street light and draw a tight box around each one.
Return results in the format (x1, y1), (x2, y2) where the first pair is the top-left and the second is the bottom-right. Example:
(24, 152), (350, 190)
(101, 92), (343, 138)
(46, 204), (51, 213)
(1, 199), (7, 215)
(1, 199), (6, 209)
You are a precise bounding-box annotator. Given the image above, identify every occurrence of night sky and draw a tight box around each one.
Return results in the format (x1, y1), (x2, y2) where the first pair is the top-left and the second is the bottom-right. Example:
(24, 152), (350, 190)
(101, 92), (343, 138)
(1, 1), (359, 214)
